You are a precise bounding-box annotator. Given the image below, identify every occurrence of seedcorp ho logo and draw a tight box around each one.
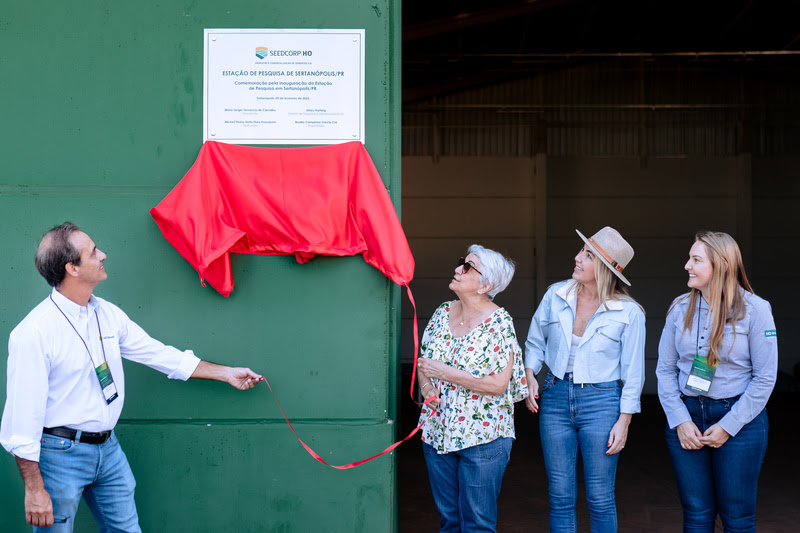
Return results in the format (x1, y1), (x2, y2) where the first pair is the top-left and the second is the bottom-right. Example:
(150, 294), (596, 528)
(255, 46), (269, 59)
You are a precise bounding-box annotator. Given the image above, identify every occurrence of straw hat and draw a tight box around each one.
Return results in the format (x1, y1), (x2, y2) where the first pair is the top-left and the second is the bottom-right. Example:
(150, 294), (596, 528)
(575, 227), (634, 286)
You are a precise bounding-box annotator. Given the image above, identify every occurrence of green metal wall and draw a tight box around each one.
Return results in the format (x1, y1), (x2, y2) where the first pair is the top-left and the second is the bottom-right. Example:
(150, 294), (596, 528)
(0, 2), (402, 531)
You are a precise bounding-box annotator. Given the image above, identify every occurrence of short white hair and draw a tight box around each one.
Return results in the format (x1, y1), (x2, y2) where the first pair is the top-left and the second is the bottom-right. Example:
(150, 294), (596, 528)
(468, 244), (516, 300)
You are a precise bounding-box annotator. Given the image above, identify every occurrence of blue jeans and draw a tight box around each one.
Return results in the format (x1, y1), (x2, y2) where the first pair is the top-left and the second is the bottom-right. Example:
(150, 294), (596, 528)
(539, 372), (621, 533)
(665, 395), (768, 533)
(35, 430), (140, 533)
(423, 437), (513, 532)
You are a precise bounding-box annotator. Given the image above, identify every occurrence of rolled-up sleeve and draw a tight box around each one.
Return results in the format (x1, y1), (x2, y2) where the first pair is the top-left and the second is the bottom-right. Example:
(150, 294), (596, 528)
(619, 308), (646, 414)
(525, 290), (551, 374)
(118, 314), (200, 381)
(718, 300), (778, 436)
(656, 305), (692, 429)
(0, 328), (50, 461)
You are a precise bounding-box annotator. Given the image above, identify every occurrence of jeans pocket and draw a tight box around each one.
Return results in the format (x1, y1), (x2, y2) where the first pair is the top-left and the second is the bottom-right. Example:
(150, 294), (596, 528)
(53, 515), (69, 524)
(40, 434), (76, 453)
(588, 380), (620, 392)
(541, 373), (556, 392)
(477, 438), (510, 460)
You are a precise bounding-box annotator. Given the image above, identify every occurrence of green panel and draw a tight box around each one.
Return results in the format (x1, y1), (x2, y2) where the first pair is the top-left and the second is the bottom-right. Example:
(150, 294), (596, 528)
(1, 423), (396, 532)
(0, 1), (401, 531)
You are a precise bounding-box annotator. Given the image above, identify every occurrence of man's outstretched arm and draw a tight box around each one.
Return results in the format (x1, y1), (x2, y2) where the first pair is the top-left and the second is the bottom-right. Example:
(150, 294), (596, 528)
(191, 361), (262, 390)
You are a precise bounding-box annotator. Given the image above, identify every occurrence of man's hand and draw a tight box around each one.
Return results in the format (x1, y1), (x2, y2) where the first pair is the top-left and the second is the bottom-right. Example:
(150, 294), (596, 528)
(25, 486), (54, 527)
(15, 456), (53, 527)
(191, 361), (262, 390)
(224, 367), (263, 390)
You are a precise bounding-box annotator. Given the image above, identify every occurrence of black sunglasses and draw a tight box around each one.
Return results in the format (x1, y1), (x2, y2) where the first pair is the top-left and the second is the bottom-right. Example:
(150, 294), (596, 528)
(457, 257), (483, 276)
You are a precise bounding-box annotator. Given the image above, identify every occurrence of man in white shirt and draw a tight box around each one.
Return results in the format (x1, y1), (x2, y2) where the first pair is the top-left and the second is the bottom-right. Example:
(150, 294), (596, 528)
(0, 222), (263, 531)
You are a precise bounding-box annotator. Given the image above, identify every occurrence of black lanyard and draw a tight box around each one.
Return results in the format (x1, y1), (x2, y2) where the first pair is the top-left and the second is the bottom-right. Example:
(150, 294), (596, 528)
(50, 295), (108, 367)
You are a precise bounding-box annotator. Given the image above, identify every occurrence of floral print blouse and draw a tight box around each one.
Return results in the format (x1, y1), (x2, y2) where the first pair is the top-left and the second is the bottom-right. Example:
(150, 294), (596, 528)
(419, 301), (528, 453)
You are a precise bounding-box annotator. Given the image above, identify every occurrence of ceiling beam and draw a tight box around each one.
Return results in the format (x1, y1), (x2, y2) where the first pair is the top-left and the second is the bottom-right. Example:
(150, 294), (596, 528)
(402, 0), (580, 42)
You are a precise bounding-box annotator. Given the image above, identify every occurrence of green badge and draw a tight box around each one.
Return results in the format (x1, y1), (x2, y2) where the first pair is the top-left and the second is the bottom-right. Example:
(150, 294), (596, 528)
(685, 354), (717, 395)
(95, 362), (119, 404)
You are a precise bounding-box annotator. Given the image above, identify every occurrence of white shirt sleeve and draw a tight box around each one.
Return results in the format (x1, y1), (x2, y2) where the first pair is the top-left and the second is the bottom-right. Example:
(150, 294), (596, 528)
(1, 326), (51, 461)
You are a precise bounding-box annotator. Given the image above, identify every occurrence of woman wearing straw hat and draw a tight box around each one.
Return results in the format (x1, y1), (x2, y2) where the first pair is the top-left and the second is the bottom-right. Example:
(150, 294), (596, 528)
(525, 227), (646, 532)
(656, 231), (777, 532)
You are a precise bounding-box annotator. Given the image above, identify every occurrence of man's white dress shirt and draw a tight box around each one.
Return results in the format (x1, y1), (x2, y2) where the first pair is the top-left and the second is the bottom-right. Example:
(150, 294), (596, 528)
(1, 289), (200, 461)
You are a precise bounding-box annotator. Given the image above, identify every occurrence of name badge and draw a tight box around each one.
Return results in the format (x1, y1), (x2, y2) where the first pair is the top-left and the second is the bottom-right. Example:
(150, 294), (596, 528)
(685, 354), (717, 395)
(95, 362), (119, 405)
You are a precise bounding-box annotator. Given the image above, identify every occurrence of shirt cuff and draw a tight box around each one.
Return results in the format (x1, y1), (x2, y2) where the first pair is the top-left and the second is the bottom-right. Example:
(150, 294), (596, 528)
(666, 406), (692, 430)
(3, 439), (41, 462)
(524, 355), (542, 374)
(619, 398), (641, 414)
(718, 412), (745, 437)
(167, 350), (201, 381)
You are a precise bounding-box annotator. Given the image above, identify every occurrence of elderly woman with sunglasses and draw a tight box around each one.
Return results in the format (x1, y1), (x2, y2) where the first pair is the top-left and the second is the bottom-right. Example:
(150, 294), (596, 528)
(525, 227), (646, 533)
(416, 245), (527, 533)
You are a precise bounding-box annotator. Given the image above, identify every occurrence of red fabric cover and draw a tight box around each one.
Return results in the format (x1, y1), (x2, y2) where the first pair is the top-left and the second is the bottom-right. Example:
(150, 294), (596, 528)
(150, 141), (414, 296)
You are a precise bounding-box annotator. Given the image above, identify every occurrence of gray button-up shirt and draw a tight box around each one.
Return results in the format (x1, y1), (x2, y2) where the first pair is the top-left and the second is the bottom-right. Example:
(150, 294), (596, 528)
(656, 290), (778, 436)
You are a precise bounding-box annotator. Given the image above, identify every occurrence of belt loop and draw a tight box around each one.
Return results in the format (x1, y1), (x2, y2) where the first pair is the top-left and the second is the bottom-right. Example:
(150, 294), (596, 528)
(74, 430), (82, 443)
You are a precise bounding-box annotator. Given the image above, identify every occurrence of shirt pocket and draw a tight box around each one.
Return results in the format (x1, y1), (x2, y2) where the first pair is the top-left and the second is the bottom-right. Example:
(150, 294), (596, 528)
(544, 321), (562, 354)
(721, 321), (749, 356)
(589, 318), (627, 373)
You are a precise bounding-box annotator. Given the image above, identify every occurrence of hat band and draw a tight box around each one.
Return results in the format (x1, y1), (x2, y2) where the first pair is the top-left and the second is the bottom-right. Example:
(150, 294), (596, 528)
(588, 238), (624, 273)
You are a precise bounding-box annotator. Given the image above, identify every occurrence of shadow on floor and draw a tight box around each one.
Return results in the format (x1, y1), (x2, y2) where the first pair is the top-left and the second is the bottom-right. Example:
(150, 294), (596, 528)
(399, 373), (800, 532)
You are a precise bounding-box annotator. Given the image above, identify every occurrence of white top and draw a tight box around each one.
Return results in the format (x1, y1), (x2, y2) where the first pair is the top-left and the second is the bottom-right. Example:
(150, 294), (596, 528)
(1, 289), (201, 461)
(565, 333), (582, 373)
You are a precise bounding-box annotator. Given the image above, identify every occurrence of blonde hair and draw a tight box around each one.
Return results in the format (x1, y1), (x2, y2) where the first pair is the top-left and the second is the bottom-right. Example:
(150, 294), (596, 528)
(678, 231), (753, 365)
(571, 248), (641, 311)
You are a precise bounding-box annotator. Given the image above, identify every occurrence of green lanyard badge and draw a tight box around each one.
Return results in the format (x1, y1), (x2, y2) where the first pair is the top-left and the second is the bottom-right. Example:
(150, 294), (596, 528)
(685, 298), (716, 396)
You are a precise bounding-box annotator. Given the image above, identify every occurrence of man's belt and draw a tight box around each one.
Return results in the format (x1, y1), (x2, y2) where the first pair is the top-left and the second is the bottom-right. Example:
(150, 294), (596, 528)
(43, 426), (111, 444)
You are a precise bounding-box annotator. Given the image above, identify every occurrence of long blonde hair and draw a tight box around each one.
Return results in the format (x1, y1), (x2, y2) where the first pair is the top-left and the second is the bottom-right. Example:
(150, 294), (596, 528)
(679, 231), (753, 365)
(573, 251), (641, 311)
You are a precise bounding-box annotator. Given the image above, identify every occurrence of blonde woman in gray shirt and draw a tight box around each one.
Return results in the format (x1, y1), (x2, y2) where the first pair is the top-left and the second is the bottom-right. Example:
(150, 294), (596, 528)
(657, 230), (778, 533)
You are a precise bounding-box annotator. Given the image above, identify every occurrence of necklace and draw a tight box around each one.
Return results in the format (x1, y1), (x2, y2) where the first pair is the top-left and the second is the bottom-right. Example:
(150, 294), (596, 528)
(458, 307), (484, 326)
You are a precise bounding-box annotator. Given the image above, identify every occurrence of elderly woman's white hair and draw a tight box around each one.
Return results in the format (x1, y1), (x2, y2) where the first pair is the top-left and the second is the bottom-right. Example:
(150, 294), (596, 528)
(468, 244), (516, 300)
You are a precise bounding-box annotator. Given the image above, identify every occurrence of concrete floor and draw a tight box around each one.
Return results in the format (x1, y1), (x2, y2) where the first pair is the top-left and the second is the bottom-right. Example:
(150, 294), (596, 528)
(399, 388), (800, 532)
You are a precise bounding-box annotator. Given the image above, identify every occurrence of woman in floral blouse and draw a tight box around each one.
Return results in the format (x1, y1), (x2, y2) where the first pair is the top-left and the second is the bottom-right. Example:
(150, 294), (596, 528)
(417, 244), (527, 533)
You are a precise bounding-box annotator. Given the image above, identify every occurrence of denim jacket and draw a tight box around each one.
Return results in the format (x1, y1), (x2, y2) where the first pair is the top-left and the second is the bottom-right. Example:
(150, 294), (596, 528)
(525, 280), (646, 413)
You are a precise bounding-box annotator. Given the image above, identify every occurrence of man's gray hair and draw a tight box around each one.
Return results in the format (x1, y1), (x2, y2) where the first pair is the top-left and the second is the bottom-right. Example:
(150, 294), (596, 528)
(468, 244), (516, 300)
(35, 222), (82, 287)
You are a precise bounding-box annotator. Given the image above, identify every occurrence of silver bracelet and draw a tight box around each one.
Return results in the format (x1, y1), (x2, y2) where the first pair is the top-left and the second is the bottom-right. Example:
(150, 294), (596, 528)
(421, 383), (432, 392)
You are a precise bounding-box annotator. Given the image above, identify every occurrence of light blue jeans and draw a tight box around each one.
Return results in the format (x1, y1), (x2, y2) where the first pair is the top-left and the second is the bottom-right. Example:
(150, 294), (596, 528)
(35, 430), (140, 533)
(423, 437), (514, 532)
(540, 372), (622, 533)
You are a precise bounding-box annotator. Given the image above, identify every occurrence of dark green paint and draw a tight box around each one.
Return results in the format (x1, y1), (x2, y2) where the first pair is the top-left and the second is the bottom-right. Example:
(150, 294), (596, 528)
(0, 1), (401, 531)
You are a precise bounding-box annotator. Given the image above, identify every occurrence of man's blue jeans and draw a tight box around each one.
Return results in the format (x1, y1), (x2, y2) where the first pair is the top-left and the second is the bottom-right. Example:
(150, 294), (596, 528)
(665, 395), (768, 533)
(539, 372), (621, 533)
(423, 437), (513, 532)
(34, 430), (141, 533)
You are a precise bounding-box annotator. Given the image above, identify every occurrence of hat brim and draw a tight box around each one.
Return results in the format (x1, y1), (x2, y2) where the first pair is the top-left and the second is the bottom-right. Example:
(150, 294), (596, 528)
(575, 229), (632, 286)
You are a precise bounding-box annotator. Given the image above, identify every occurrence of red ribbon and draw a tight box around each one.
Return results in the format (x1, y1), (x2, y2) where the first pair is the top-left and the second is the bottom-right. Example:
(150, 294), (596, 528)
(258, 285), (434, 469)
(260, 376), (433, 469)
(406, 287), (436, 407)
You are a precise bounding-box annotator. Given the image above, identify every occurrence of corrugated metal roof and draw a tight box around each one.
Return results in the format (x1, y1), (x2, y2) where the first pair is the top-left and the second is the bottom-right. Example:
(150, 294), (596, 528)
(402, 61), (800, 157)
